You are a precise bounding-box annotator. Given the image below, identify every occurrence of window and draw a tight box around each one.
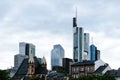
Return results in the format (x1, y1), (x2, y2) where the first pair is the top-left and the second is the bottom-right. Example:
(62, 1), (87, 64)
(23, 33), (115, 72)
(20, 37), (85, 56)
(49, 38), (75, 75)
(80, 67), (84, 71)
(87, 67), (90, 72)
(76, 67), (79, 72)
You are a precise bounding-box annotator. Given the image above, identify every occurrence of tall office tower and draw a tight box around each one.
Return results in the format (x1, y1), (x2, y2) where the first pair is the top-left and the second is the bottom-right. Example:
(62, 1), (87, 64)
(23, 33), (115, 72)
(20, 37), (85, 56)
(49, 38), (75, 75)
(62, 58), (73, 74)
(96, 50), (100, 60)
(90, 44), (100, 61)
(19, 42), (35, 56)
(73, 17), (84, 62)
(84, 33), (90, 60)
(14, 54), (26, 70)
(51, 44), (64, 68)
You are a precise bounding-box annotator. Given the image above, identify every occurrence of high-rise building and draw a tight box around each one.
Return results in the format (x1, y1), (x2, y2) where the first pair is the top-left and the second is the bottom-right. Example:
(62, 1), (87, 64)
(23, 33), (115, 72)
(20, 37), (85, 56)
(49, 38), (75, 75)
(73, 17), (90, 62)
(96, 50), (100, 60)
(14, 42), (35, 70)
(62, 58), (73, 74)
(19, 42), (35, 56)
(51, 44), (64, 68)
(90, 44), (100, 61)
(84, 33), (90, 60)
(14, 54), (26, 70)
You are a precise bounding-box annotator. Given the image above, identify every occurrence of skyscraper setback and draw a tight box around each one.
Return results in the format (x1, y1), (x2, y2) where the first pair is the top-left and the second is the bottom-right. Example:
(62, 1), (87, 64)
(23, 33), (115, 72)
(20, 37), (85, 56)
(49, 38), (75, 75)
(84, 33), (90, 60)
(73, 17), (90, 62)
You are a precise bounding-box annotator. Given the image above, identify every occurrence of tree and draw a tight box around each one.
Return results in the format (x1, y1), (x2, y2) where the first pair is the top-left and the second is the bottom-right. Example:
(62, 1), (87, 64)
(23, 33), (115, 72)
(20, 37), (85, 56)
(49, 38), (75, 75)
(30, 75), (46, 80)
(0, 69), (10, 80)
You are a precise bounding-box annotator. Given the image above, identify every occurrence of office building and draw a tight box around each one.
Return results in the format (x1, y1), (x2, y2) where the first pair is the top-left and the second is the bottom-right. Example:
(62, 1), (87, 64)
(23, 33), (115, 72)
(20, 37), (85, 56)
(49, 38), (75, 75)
(71, 60), (95, 78)
(84, 33), (90, 60)
(14, 54), (26, 70)
(12, 55), (48, 80)
(51, 44), (64, 68)
(73, 17), (90, 62)
(73, 17), (84, 62)
(96, 50), (100, 60)
(71, 59), (111, 78)
(19, 42), (35, 56)
(62, 58), (73, 74)
(14, 42), (35, 70)
(90, 44), (100, 61)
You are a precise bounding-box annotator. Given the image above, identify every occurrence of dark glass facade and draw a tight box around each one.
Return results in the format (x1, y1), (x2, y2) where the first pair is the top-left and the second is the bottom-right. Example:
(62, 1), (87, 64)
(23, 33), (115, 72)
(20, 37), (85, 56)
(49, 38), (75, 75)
(62, 58), (73, 74)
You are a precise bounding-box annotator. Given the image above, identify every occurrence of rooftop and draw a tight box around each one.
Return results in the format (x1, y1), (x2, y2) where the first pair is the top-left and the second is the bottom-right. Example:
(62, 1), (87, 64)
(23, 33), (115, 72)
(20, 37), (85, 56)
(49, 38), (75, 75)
(71, 60), (95, 66)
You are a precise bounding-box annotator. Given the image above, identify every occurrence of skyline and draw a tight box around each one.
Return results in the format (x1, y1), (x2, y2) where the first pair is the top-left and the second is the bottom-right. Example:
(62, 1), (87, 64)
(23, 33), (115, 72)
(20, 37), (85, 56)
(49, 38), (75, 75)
(0, 0), (120, 70)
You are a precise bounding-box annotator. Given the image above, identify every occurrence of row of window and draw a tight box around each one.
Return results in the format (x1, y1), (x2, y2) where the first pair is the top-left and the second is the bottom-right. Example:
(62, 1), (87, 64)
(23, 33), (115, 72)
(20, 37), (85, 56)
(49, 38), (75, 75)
(72, 66), (94, 73)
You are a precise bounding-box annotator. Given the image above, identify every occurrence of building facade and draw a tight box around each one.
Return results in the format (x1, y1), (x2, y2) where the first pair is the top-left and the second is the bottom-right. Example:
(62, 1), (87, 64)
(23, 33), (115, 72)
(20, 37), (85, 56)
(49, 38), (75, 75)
(19, 42), (35, 56)
(73, 17), (84, 62)
(62, 58), (73, 74)
(12, 55), (48, 80)
(84, 33), (90, 60)
(105, 69), (120, 80)
(14, 54), (26, 70)
(90, 44), (100, 61)
(96, 50), (100, 60)
(14, 42), (35, 70)
(73, 17), (90, 62)
(51, 44), (64, 68)
(71, 59), (110, 78)
(71, 60), (95, 78)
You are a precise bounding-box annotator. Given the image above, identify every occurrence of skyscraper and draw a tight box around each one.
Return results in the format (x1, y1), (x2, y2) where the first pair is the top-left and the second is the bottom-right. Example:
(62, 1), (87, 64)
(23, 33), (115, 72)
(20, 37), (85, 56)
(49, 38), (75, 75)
(62, 58), (73, 74)
(19, 42), (35, 56)
(84, 33), (90, 60)
(96, 50), (100, 60)
(14, 54), (26, 70)
(51, 44), (64, 68)
(90, 44), (100, 61)
(14, 42), (35, 70)
(73, 17), (88, 62)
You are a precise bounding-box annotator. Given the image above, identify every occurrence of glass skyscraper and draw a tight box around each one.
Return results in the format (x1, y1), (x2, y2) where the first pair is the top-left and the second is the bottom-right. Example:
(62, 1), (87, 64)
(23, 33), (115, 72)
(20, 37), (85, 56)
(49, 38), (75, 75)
(14, 54), (26, 70)
(19, 42), (35, 56)
(14, 42), (36, 70)
(51, 44), (64, 68)
(73, 17), (90, 62)
(84, 33), (90, 60)
(90, 44), (100, 61)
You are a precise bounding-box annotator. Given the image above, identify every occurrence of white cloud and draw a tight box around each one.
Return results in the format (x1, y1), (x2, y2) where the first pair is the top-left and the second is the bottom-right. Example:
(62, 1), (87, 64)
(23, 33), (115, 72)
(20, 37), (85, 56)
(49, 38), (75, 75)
(0, 0), (120, 70)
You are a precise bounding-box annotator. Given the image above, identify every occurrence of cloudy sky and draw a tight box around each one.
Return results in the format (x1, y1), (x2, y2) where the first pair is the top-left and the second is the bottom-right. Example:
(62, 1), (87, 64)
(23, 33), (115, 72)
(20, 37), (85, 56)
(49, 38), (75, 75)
(0, 0), (120, 70)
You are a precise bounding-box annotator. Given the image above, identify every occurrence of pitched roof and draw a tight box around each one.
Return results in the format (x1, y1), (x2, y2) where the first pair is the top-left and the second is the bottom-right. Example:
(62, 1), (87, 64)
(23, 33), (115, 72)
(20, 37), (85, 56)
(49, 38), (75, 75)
(28, 53), (34, 63)
(71, 60), (95, 66)
(12, 57), (48, 80)
(12, 58), (28, 79)
(41, 56), (47, 64)
(94, 65), (108, 73)
(105, 69), (120, 77)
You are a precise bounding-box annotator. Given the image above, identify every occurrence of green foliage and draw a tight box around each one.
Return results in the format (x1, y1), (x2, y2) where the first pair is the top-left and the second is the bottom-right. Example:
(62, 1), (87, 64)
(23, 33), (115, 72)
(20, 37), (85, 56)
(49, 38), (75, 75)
(101, 74), (116, 80)
(30, 76), (40, 80)
(0, 69), (10, 80)
(30, 75), (45, 80)
(58, 69), (66, 74)
(53, 76), (57, 80)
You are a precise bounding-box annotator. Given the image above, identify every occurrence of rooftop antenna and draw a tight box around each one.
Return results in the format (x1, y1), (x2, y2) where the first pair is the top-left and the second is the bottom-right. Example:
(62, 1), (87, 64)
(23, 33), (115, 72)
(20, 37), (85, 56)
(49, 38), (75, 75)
(76, 7), (77, 20)
(73, 7), (77, 27)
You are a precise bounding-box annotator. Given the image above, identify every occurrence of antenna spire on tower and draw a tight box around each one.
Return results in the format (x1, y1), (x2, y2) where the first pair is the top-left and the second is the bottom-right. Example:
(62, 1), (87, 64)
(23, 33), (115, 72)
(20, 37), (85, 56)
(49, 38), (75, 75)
(73, 7), (77, 27)
(76, 7), (77, 19)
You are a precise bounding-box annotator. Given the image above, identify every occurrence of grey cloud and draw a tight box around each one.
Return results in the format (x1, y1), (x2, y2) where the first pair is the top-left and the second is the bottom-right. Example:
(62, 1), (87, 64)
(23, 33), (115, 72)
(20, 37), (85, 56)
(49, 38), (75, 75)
(1, 0), (120, 69)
